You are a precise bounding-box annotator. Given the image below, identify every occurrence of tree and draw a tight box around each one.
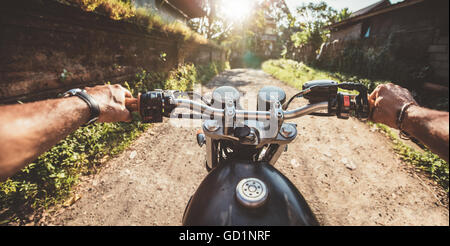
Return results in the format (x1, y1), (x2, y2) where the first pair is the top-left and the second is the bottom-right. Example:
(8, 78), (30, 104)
(289, 1), (351, 51)
(187, 0), (305, 63)
(187, 0), (234, 44)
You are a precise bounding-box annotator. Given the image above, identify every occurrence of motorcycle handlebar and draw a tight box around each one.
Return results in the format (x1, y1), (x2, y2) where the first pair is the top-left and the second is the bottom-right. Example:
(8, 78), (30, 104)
(127, 85), (369, 123)
(173, 98), (273, 120)
(127, 92), (331, 122)
(283, 102), (329, 120)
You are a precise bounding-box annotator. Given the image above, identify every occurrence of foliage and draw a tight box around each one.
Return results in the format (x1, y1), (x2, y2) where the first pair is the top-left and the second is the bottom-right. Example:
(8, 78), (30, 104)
(0, 61), (229, 225)
(67, 0), (136, 20)
(58, 0), (208, 44)
(289, 1), (351, 51)
(190, 0), (294, 66)
(369, 122), (449, 192)
(0, 118), (148, 212)
(291, 23), (324, 50)
(165, 64), (198, 91)
(262, 59), (338, 89)
(196, 61), (231, 84)
(262, 59), (449, 192)
(187, 0), (234, 44)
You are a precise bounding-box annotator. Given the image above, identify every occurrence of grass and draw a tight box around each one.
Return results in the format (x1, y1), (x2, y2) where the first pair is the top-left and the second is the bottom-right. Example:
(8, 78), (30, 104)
(262, 59), (388, 92)
(0, 61), (229, 225)
(369, 122), (448, 192)
(70, 0), (135, 20)
(262, 58), (449, 192)
(56, 0), (209, 44)
(262, 59), (336, 89)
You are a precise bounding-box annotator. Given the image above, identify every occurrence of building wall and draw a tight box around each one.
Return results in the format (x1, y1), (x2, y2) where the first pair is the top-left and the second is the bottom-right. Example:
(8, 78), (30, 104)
(428, 36), (449, 84)
(326, 0), (449, 85)
(330, 23), (362, 42)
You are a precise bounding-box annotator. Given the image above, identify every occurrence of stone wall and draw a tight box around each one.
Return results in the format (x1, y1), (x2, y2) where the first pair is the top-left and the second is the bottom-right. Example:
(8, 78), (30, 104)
(0, 0), (226, 103)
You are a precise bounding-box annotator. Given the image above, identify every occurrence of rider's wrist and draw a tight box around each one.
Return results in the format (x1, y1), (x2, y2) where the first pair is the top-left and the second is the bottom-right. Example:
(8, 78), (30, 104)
(60, 88), (100, 125)
(67, 96), (91, 123)
(401, 104), (420, 136)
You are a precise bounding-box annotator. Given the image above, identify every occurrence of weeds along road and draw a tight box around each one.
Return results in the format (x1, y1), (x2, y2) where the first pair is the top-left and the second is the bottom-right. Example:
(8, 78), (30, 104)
(42, 69), (449, 226)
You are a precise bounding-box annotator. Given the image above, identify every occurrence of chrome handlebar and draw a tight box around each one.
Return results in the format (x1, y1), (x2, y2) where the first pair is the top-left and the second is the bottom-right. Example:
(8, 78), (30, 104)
(137, 81), (370, 123)
(171, 98), (327, 121)
(283, 102), (329, 120)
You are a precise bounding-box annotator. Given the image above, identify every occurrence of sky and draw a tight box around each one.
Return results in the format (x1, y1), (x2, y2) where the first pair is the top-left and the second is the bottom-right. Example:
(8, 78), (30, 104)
(285, 0), (405, 13)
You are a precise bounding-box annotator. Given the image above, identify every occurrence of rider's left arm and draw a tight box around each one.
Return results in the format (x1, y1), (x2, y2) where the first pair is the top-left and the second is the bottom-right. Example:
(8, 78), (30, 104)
(0, 84), (133, 182)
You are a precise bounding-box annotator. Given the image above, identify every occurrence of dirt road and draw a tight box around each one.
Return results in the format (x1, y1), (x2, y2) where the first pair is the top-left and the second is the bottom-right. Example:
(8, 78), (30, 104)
(41, 69), (448, 226)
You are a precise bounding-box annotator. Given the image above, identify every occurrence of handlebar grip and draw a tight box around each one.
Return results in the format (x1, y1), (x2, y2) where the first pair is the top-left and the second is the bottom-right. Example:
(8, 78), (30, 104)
(125, 97), (139, 112)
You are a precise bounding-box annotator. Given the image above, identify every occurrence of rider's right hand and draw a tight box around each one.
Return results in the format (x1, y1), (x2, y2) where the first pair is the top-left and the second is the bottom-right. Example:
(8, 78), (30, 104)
(368, 83), (417, 129)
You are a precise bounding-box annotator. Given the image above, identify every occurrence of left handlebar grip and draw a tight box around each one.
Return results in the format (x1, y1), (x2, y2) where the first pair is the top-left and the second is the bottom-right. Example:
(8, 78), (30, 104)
(125, 98), (138, 112)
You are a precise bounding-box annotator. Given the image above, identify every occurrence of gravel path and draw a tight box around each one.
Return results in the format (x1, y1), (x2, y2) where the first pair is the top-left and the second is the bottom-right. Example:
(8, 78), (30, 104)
(41, 69), (449, 226)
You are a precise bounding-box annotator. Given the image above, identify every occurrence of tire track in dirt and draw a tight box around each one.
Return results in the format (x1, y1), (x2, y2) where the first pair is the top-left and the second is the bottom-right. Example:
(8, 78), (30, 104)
(41, 69), (448, 226)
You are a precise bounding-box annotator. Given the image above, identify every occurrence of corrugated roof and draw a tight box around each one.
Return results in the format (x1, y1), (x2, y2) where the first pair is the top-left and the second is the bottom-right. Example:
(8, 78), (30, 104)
(326, 0), (426, 29)
(349, 0), (390, 18)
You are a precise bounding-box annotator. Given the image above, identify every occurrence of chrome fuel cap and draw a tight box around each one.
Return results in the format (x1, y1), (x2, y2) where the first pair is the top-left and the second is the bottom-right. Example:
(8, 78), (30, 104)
(236, 178), (268, 208)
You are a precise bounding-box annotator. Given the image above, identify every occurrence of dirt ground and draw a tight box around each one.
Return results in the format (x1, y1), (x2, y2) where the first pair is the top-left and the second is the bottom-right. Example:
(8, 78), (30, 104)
(40, 69), (449, 226)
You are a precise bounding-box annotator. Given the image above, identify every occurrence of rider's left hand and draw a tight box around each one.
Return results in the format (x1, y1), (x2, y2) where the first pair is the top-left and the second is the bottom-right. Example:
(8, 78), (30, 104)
(84, 84), (134, 123)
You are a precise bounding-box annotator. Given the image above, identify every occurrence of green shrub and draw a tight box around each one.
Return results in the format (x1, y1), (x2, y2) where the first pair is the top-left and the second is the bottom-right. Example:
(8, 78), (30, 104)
(371, 123), (449, 192)
(57, 0), (209, 44)
(262, 59), (338, 89)
(0, 61), (228, 225)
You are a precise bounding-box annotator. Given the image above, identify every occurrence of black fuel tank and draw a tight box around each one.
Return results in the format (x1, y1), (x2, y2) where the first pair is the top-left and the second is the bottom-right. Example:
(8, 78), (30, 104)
(182, 160), (319, 226)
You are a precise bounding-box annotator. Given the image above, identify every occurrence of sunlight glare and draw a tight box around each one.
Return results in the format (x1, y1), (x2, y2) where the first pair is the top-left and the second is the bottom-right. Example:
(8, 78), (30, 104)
(222, 0), (256, 21)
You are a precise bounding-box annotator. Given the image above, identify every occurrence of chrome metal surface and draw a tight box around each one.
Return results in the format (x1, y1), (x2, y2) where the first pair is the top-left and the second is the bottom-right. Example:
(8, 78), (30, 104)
(283, 102), (329, 120)
(204, 120), (220, 132)
(280, 124), (296, 138)
(236, 178), (268, 208)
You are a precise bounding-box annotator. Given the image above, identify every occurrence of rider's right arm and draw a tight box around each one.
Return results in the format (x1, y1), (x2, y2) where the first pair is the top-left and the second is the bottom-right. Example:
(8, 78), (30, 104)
(369, 83), (449, 163)
(402, 105), (449, 163)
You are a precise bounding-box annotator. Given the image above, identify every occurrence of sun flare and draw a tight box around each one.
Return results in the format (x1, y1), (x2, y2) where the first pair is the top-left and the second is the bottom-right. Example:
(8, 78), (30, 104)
(221, 0), (256, 21)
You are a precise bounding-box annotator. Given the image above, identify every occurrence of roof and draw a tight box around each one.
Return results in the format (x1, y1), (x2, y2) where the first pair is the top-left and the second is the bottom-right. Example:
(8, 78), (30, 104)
(326, 0), (427, 30)
(349, 0), (390, 18)
(166, 0), (206, 18)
